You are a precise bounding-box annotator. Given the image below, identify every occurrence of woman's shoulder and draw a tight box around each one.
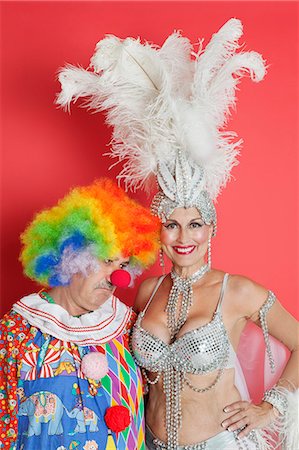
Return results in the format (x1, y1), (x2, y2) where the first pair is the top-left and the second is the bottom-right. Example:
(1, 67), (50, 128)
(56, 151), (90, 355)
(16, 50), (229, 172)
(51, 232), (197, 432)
(224, 271), (269, 317)
(227, 273), (267, 296)
(134, 275), (167, 313)
(209, 269), (269, 316)
(209, 269), (266, 292)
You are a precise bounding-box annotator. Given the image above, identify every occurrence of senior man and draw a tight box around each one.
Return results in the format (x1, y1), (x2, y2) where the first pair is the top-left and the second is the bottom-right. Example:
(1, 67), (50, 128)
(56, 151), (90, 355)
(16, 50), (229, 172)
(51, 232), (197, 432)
(0, 178), (159, 450)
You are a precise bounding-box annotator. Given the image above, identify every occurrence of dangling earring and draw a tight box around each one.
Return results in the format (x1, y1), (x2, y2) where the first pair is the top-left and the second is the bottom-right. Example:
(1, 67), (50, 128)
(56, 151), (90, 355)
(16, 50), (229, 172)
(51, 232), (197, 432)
(159, 248), (165, 273)
(207, 237), (212, 269)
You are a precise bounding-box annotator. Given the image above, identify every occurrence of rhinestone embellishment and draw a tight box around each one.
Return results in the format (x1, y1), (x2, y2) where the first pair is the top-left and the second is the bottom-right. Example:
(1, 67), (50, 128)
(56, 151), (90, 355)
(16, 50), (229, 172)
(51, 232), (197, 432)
(167, 264), (210, 339)
(259, 291), (276, 373)
(132, 280), (277, 449)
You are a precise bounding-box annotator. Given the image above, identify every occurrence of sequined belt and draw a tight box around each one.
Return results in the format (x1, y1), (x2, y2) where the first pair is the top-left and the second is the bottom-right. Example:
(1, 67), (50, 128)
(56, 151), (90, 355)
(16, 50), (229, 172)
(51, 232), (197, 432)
(145, 425), (259, 450)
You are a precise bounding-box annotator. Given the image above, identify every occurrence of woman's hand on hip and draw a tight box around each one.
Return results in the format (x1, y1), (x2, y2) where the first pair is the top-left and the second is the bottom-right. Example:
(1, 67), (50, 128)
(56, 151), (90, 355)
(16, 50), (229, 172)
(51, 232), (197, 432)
(221, 400), (277, 438)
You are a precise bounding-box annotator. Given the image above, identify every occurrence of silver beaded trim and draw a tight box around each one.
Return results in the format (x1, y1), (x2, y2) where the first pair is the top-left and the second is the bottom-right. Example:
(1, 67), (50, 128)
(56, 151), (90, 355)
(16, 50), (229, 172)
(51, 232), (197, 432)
(262, 387), (288, 416)
(152, 151), (217, 234)
(232, 429), (256, 450)
(151, 190), (217, 236)
(151, 427), (256, 450)
(167, 265), (210, 338)
(183, 341), (229, 393)
(259, 291), (276, 373)
(131, 272), (235, 450)
(153, 435), (207, 450)
(142, 367), (162, 385)
(163, 368), (184, 449)
(170, 264), (210, 286)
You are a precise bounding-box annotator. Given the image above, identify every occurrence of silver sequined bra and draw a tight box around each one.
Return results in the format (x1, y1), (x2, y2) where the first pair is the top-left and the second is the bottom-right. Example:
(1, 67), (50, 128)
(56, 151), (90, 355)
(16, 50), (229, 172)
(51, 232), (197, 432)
(132, 273), (235, 378)
(131, 273), (277, 449)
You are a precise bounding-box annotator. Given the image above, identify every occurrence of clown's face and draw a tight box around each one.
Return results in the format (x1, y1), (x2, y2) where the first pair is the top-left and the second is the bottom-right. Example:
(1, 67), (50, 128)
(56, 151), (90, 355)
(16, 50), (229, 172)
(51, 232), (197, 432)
(50, 257), (129, 316)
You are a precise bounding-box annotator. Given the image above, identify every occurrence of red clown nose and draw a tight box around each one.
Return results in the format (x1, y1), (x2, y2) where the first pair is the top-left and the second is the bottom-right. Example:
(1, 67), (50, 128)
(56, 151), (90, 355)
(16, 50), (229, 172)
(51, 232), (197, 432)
(110, 269), (131, 288)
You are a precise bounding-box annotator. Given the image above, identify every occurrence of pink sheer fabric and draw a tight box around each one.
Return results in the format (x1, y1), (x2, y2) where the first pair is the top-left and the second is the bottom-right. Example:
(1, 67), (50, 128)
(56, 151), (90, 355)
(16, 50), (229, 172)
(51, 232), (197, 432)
(235, 323), (290, 450)
(237, 322), (290, 403)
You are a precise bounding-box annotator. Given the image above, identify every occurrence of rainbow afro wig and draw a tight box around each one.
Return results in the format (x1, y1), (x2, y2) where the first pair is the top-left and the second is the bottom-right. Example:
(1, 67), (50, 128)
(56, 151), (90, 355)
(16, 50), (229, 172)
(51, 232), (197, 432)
(20, 178), (160, 287)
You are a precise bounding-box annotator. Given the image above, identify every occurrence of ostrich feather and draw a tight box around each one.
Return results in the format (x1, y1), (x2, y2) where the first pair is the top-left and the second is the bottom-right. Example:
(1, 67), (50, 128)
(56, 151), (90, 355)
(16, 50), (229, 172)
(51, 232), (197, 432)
(56, 65), (103, 111)
(187, 20), (266, 199)
(193, 18), (243, 95)
(258, 387), (299, 450)
(56, 20), (266, 200)
(57, 35), (190, 189)
(283, 388), (299, 449)
(206, 51), (266, 127)
(158, 31), (194, 97)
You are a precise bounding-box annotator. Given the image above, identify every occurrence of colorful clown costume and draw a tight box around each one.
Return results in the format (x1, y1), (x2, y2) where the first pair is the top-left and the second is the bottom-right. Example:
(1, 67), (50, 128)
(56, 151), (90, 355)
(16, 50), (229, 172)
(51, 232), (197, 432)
(0, 293), (145, 450)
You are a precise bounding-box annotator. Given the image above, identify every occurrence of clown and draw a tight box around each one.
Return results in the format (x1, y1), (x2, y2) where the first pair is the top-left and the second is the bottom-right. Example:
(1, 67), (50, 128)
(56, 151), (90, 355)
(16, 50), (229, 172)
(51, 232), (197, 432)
(0, 178), (159, 450)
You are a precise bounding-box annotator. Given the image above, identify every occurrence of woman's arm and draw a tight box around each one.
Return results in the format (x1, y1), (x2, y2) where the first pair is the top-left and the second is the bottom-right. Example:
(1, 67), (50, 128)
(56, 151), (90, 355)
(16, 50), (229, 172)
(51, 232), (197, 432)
(222, 276), (298, 444)
(253, 297), (298, 387)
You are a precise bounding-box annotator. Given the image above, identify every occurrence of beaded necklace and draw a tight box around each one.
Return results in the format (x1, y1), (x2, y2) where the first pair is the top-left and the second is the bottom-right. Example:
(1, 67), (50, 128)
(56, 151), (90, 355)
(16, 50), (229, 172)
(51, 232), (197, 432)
(166, 263), (210, 339)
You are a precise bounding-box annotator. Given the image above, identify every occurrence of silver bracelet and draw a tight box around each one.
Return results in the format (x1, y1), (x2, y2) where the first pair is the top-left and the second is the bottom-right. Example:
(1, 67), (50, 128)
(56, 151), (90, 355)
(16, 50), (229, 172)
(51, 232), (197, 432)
(263, 387), (288, 416)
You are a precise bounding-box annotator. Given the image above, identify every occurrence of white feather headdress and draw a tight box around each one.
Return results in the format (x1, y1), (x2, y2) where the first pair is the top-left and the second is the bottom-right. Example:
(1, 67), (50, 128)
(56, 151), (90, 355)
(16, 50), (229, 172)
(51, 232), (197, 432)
(56, 18), (266, 227)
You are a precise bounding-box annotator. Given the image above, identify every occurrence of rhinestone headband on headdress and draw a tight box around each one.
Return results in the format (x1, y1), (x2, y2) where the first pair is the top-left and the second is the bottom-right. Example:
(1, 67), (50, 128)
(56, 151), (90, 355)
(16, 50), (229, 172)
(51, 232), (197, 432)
(56, 19), (266, 233)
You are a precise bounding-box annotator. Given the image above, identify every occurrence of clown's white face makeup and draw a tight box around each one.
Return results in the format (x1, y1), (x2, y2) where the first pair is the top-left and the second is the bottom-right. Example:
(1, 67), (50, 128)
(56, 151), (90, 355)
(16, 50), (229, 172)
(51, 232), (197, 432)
(50, 257), (130, 316)
(160, 207), (212, 278)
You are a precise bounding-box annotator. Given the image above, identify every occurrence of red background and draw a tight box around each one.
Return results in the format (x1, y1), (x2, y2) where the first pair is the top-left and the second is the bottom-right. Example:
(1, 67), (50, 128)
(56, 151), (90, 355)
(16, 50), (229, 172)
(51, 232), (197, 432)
(0, 1), (298, 318)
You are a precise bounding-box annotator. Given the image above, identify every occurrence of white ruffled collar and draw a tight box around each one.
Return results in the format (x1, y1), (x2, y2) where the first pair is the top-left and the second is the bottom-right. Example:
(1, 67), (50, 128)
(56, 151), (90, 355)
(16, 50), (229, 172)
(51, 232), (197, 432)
(13, 293), (131, 345)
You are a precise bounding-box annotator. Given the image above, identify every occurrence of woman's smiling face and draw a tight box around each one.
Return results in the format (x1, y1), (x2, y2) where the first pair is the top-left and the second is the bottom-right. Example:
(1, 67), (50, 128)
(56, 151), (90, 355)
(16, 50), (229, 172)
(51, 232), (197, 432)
(160, 207), (212, 273)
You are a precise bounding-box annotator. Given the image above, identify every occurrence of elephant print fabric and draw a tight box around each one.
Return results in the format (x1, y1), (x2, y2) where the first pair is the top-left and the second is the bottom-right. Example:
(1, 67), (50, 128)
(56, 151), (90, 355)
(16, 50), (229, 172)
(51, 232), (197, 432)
(18, 390), (105, 443)
(0, 305), (145, 450)
(18, 392), (65, 436)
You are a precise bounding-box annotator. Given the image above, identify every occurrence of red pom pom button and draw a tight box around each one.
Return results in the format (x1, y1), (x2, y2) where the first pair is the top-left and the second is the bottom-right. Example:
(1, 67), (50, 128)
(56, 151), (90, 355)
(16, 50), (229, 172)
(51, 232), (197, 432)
(104, 405), (131, 432)
(110, 270), (131, 288)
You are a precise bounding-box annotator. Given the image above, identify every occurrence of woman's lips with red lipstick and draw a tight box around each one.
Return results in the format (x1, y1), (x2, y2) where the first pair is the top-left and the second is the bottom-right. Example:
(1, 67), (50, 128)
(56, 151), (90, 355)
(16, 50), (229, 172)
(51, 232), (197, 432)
(173, 246), (195, 255)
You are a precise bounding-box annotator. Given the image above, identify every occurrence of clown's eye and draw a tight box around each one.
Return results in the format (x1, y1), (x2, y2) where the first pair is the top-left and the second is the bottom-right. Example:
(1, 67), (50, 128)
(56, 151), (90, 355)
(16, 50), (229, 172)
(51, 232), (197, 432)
(104, 259), (113, 265)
